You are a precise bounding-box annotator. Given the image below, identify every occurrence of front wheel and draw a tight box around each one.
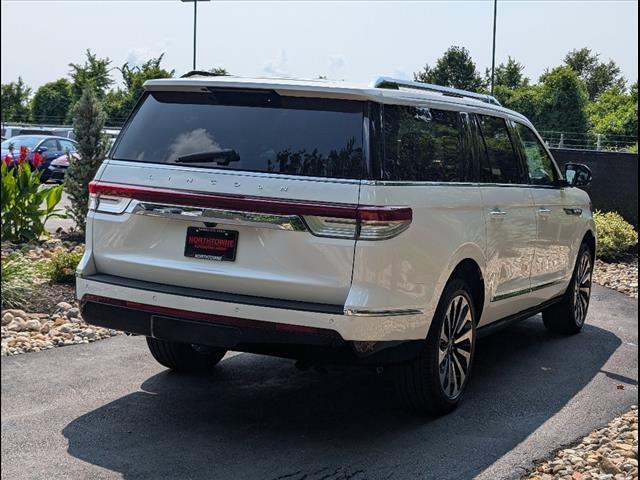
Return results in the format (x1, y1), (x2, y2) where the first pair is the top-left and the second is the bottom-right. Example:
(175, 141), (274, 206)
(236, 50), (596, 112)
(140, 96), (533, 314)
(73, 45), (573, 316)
(146, 337), (227, 373)
(542, 243), (593, 335)
(394, 278), (477, 416)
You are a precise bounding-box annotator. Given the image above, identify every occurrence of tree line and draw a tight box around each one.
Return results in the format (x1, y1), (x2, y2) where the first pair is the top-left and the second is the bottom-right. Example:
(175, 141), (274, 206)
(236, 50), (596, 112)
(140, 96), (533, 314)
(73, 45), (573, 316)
(414, 46), (637, 148)
(0, 50), (228, 128)
(1, 47), (637, 148)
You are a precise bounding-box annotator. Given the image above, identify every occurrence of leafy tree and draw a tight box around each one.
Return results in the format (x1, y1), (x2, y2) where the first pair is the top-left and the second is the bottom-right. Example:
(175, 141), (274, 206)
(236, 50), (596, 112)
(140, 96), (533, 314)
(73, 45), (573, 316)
(30, 79), (73, 124)
(1, 77), (31, 122)
(587, 83), (638, 140)
(487, 56), (529, 90)
(585, 61), (626, 101)
(496, 84), (542, 121)
(564, 48), (599, 78)
(120, 54), (174, 101)
(103, 54), (174, 126)
(64, 88), (110, 231)
(564, 48), (625, 100)
(414, 46), (486, 92)
(68, 49), (114, 102)
(536, 66), (589, 134)
(500, 67), (589, 138)
(207, 67), (229, 76)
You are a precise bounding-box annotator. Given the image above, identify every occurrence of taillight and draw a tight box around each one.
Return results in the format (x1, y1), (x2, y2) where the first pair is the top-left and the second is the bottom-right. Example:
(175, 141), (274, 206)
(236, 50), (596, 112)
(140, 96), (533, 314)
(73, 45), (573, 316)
(50, 156), (69, 166)
(87, 181), (412, 240)
(357, 206), (413, 240)
(304, 207), (412, 240)
(88, 181), (131, 214)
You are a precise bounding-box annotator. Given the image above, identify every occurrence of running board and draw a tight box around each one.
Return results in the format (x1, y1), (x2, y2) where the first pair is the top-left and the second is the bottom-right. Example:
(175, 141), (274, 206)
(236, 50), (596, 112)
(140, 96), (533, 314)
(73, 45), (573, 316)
(477, 295), (563, 339)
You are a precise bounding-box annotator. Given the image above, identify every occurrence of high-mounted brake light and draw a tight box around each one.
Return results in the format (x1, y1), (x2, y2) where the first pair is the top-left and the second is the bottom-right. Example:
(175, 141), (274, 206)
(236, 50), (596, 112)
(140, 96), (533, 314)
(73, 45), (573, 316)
(88, 181), (412, 240)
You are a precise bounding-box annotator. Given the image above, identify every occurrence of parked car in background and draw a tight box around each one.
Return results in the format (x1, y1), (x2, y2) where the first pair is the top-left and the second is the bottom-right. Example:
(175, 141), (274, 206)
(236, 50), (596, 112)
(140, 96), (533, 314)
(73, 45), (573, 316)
(78, 75), (595, 416)
(1, 135), (77, 181)
(47, 151), (80, 183)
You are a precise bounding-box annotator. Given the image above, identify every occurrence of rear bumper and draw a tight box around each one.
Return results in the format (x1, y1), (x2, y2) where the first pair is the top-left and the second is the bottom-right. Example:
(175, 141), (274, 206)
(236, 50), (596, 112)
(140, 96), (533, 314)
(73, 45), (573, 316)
(76, 274), (427, 344)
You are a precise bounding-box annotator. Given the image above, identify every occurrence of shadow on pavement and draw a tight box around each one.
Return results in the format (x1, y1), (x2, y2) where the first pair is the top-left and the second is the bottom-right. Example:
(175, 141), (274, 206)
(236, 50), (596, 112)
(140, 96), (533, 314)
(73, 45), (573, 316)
(62, 315), (621, 480)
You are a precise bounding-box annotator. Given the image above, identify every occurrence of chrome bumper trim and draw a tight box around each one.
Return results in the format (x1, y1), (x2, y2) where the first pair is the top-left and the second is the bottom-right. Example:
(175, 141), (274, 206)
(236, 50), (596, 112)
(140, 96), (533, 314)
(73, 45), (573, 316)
(132, 202), (307, 231)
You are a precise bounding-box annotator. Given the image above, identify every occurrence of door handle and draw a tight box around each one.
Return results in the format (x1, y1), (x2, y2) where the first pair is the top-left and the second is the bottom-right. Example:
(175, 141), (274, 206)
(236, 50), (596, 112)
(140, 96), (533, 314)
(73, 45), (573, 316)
(489, 209), (507, 218)
(537, 208), (552, 215)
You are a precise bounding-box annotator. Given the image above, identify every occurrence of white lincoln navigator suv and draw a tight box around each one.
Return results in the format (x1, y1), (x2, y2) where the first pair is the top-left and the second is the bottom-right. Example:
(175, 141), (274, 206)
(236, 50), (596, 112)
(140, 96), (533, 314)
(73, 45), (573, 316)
(77, 74), (595, 415)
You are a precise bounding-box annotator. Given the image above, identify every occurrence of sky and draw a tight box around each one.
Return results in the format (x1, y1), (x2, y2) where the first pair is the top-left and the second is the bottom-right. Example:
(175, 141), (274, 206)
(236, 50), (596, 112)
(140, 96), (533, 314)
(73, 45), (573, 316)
(1, 0), (638, 90)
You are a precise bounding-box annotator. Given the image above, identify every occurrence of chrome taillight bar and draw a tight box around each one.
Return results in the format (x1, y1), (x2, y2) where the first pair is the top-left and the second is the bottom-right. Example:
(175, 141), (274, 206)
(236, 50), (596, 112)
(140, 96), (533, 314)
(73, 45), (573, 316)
(88, 181), (412, 240)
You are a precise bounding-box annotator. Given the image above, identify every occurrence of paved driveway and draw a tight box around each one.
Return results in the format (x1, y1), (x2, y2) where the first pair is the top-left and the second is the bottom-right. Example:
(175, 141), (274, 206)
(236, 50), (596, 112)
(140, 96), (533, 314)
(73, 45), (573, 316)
(44, 190), (74, 233)
(1, 286), (637, 480)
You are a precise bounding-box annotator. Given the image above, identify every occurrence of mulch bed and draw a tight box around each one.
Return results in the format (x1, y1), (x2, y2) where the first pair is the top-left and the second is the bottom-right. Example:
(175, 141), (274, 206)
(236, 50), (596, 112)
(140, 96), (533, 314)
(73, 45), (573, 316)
(26, 282), (76, 314)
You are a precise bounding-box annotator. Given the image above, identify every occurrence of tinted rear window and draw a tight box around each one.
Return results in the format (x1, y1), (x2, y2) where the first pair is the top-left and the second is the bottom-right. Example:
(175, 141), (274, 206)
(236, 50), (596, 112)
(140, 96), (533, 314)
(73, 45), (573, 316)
(382, 105), (469, 182)
(112, 91), (364, 179)
(475, 114), (524, 184)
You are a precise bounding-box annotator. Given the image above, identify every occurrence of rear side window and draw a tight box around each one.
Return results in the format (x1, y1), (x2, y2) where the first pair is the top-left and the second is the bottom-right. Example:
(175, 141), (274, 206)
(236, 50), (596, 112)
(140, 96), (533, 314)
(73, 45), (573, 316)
(512, 122), (557, 186)
(59, 139), (76, 152)
(40, 139), (59, 151)
(475, 114), (523, 184)
(112, 91), (364, 179)
(382, 105), (468, 182)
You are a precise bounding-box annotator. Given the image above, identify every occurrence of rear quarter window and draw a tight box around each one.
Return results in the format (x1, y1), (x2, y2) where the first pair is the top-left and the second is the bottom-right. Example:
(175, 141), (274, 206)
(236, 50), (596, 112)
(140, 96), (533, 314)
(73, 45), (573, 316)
(475, 114), (525, 184)
(382, 105), (469, 182)
(112, 91), (365, 179)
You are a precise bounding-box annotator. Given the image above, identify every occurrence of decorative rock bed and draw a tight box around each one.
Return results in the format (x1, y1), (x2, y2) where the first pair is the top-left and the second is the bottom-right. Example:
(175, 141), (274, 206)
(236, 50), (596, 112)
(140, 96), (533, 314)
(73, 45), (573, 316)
(593, 255), (638, 299)
(525, 407), (638, 480)
(1, 302), (121, 356)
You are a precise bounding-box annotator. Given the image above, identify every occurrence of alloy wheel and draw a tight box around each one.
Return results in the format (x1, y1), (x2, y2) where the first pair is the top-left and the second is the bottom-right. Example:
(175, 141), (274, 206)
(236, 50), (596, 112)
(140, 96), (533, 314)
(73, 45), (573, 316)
(574, 253), (592, 326)
(438, 294), (474, 399)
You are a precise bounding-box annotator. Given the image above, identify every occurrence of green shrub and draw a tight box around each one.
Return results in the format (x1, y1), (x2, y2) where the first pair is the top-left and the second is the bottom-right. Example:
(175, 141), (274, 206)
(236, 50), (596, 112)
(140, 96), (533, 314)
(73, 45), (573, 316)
(1, 254), (40, 309)
(594, 210), (638, 260)
(45, 247), (85, 283)
(1, 160), (64, 243)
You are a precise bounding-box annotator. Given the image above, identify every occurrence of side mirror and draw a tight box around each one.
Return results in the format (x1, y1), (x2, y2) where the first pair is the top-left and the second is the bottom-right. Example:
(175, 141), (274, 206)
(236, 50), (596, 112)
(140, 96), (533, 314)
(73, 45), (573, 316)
(564, 163), (592, 187)
(37, 146), (48, 153)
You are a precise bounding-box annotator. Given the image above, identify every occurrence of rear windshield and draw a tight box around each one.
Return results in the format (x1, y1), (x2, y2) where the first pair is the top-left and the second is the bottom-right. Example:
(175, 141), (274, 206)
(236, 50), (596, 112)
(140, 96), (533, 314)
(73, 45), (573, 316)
(112, 90), (365, 179)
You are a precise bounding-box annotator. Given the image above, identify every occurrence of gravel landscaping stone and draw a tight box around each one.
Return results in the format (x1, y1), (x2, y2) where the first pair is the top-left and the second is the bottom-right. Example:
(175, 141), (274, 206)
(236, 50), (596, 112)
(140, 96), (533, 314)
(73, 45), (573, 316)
(1, 301), (121, 356)
(593, 254), (638, 298)
(525, 406), (638, 480)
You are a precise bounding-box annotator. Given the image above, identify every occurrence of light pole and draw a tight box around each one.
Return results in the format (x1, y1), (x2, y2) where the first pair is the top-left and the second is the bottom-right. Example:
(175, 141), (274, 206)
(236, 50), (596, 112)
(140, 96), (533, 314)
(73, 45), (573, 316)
(490, 0), (498, 96)
(181, 0), (210, 71)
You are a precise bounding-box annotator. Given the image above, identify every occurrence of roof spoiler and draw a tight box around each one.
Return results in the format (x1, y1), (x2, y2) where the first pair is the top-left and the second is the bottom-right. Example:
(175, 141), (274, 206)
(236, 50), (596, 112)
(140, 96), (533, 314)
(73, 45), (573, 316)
(370, 76), (501, 106)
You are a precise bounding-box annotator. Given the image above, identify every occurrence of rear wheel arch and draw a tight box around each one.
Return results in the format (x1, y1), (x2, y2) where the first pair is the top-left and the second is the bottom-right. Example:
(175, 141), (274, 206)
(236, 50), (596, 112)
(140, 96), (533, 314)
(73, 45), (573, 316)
(449, 259), (485, 324)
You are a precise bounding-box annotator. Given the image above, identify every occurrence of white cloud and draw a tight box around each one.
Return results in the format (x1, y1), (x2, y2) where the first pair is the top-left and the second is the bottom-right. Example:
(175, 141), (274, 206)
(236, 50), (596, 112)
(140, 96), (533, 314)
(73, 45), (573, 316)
(125, 40), (173, 67)
(262, 49), (289, 77)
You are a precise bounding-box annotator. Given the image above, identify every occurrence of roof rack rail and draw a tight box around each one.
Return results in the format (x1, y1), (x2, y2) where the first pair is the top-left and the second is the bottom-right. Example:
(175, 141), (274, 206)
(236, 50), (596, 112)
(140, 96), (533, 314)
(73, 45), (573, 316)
(370, 76), (501, 106)
(180, 70), (228, 78)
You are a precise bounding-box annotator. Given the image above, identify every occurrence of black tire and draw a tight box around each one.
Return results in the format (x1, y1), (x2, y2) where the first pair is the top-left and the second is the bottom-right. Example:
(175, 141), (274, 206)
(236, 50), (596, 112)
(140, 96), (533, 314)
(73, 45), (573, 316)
(146, 337), (227, 373)
(394, 278), (477, 416)
(542, 243), (594, 335)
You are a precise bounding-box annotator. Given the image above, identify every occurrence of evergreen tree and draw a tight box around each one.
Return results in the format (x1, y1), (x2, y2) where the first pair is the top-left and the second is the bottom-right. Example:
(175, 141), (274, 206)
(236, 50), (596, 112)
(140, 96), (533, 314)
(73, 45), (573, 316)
(64, 88), (110, 231)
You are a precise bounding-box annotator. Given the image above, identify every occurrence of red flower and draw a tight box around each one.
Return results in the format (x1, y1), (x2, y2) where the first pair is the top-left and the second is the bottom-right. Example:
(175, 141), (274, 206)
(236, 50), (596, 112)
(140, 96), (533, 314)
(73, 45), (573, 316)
(32, 151), (43, 168)
(18, 145), (29, 164)
(2, 155), (12, 166)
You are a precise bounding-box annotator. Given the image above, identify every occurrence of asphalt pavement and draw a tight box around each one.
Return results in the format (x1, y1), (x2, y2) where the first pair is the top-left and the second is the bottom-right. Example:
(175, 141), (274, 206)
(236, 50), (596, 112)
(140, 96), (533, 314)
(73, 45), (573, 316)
(1, 285), (637, 480)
